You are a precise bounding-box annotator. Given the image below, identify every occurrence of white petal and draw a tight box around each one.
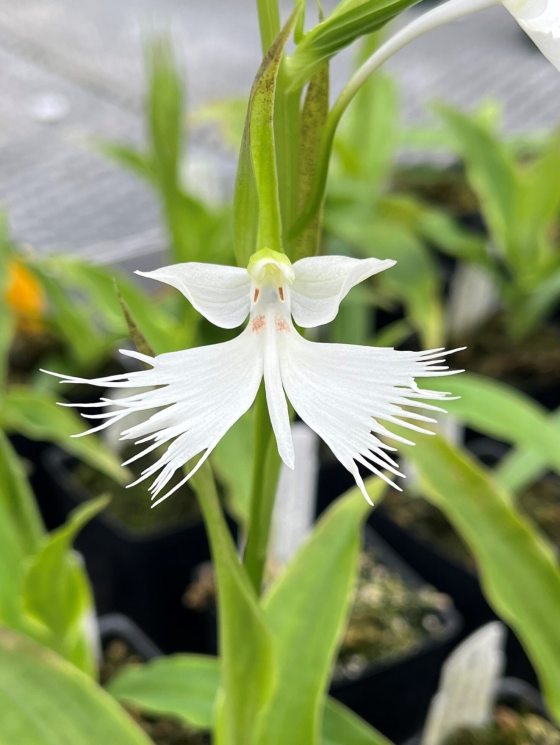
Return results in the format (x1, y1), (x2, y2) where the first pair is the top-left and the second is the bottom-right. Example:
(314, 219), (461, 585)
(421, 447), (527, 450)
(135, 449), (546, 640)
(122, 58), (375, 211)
(263, 323), (294, 469)
(277, 328), (459, 503)
(137, 262), (251, 329)
(290, 255), (395, 329)
(45, 329), (263, 504)
(503, 0), (560, 70)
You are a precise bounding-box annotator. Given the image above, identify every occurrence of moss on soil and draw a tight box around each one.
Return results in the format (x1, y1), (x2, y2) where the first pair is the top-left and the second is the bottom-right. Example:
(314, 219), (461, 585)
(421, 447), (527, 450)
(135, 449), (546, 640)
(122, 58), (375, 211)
(334, 549), (451, 680)
(456, 315), (560, 396)
(444, 707), (560, 745)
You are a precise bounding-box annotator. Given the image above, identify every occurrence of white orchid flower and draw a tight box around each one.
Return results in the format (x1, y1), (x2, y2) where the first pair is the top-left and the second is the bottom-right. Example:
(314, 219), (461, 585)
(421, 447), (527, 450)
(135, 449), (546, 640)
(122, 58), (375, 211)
(46, 251), (461, 507)
(503, 0), (560, 70)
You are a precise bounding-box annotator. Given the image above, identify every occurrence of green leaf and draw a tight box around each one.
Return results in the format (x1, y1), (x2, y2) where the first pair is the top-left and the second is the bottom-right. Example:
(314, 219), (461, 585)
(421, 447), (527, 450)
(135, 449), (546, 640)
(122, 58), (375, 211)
(192, 465), (275, 745)
(256, 487), (376, 745)
(0, 434), (44, 626)
(333, 70), (398, 198)
(328, 209), (444, 346)
(405, 435), (560, 720)
(23, 497), (107, 675)
(429, 374), (560, 475)
(115, 284), (156, 358)
(496, 408), (560, 493)
(436, 106), (518, 263)
(108, 654), (393, 745)
(287, 0), (419, 89)
(293, 62), (329, 260)
(108, 654), (218, 731)
(0, 628), (151, 744)
(322, 698), (393, 745)
(33, 254), (183, 356)
(31, 264), (111, 369)
(0, 431), (43, 555)
(238, 11), (300, 256)
(98, 142), (154, 183)
(515, 131), (560, 267)
(0, 387), (125, 483)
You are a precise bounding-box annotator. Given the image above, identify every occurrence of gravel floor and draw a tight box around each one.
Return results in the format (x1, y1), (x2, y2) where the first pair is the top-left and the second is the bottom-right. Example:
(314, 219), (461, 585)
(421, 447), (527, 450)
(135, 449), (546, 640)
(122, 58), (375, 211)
(0, 0), (558, 261)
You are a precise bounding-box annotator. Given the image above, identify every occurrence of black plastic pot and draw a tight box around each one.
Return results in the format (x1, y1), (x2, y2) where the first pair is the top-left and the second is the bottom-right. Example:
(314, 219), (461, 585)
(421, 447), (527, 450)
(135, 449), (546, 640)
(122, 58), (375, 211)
(330, 529), (462, 743)
(404, 677), (549, 745)
(43, 447), (222, 654)
(98, 613), (162, 662)
(317, 458), (539, 687)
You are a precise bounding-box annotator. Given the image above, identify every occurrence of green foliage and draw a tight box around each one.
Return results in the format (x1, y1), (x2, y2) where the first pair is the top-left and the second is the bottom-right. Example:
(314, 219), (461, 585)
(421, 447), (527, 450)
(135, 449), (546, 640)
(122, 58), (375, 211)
(286, 0), (420, 89)
(405, 435), (560, 720)
(293, 62), (330, 260)
(108, 654), (220, 730)
(496, 409), (560, 494)
(23, 496), (107, 675)
(190, 463), (387, 745)
(0, 628), (150, 744)
(101, 37), (233, 267)
(429, 374), (560, 476)
(0, 387), (125, 483)
(256, 485), (374, 745)
(234, 11), (300, 263)
(192, 464), (275, 745)
(109, 654), (392, 745)
(0, 433), (102, 676)
(437, 107), (560, 337)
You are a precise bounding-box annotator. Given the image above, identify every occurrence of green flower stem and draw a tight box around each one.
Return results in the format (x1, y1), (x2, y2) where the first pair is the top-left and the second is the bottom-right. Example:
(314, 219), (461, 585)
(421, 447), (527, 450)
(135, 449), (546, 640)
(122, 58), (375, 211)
(289, 0), (499, 238)
(243, 386), (282, 595)
(257, 0), (281, 54)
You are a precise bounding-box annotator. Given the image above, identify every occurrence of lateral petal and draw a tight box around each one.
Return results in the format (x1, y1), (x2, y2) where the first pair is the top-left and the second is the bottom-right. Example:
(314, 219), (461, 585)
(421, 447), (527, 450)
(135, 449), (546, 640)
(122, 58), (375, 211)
(278, 328), (459, 503)
(137, 262), (251, 329)
(290, 255), (395, 328)
(44, 329), (263, 504)
(503, 0), (560, 71)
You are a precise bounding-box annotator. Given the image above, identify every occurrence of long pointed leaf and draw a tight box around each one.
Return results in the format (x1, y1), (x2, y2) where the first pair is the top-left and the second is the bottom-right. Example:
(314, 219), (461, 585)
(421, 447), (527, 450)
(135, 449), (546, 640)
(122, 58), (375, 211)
(257, 485), (377, 745)
(192, 465), (275, 745)
(429, 373), (560, 474)
(0, 628), (151, 745)
(405, 435), (560, 720)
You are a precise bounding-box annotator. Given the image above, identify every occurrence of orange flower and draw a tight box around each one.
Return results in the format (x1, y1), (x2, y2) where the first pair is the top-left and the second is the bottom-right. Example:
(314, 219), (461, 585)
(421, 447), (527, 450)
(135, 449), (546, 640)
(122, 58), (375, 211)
(4, 260), (45, 333)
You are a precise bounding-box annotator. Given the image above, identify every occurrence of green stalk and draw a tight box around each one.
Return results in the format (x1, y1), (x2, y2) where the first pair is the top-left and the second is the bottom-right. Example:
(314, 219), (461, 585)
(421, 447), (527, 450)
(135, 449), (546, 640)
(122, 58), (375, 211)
(257, 0), (281, 54)
(243, 386), (282, 594)
(289, 0), (498, 239)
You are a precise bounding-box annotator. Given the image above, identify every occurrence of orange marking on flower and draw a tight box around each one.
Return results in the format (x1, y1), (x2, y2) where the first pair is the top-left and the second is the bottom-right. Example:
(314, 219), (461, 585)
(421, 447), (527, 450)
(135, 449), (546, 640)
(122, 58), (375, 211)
(253, 288), (260, 303)
(278, 286), (284, 302)
(251, 314), (266, 333)
(275, 317), (290, 333)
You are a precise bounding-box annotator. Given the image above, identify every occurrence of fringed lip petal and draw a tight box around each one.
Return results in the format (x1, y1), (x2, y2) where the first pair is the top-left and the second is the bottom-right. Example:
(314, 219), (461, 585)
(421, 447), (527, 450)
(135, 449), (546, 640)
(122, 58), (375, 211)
(290, 255), (396, 328)
(44, 328), (263, 505)
(136, 262), (251, 329)
(277, 326), (459, 504)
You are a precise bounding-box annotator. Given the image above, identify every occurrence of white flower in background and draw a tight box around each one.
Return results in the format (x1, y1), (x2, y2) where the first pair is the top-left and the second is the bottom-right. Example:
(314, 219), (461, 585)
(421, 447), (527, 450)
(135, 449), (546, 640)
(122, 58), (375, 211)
(46, 251), (461, 506)
(503, 0), (560, 70)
